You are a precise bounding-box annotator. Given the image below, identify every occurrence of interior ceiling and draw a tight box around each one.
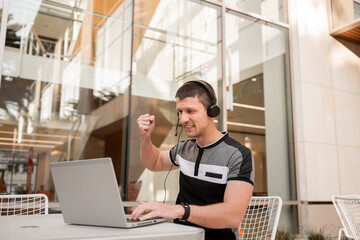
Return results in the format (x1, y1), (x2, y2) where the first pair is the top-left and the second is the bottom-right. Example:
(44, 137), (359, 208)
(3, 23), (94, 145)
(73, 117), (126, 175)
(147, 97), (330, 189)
(0, 77), (72, 154)
(33, 12), (72, 40)
(0, 122), (69, 153)
(32, 1), (74, 40)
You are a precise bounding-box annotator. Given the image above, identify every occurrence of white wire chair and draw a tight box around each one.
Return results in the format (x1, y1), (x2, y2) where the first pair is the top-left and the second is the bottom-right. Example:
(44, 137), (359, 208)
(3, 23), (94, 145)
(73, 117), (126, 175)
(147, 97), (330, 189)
(0, 194), (49, 216)
(239, 196), (282, 240)
(332, 195), (360, 240)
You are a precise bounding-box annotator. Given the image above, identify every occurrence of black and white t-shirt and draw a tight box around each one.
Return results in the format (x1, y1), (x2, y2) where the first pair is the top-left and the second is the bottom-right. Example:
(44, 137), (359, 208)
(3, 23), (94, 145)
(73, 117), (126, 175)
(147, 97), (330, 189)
(169, 132), (254, 240)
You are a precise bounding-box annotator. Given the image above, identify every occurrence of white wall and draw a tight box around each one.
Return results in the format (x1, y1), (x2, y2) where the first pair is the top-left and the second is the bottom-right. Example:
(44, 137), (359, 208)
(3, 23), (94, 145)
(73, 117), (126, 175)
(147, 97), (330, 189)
(331, 39), (360, 194)
(289, 0), (360, 234)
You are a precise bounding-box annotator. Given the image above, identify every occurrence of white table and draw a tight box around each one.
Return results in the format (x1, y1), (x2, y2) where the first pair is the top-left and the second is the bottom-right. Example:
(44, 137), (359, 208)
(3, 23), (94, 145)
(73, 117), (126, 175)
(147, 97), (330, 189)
(0, 214), (204, 240)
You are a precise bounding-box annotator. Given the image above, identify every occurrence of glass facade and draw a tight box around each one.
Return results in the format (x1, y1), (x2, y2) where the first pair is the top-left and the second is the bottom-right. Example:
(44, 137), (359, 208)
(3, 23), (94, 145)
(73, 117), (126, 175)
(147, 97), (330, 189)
(129, 0), (222, 202)
(225, 11), (293, 200)
(225, 0), (287, 23)
(0, 0), (295, 228)
(355, 0), (360, 19)
(0, 0), (132, 197)
(225, 8), (295, 227)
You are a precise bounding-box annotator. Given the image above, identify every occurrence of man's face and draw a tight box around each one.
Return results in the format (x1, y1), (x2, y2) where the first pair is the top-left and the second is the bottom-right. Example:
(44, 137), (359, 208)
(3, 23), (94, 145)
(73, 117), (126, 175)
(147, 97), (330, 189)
(176, 96), (210, 139)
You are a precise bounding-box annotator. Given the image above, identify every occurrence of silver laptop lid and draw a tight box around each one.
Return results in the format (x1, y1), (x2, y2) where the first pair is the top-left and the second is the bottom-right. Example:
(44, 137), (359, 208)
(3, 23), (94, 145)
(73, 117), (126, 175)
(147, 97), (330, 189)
(50, 158), (129, 228)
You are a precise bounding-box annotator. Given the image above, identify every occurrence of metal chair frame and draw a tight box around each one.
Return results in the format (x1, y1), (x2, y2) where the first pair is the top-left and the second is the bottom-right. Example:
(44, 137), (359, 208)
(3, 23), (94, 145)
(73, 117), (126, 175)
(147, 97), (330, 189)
(240, 196), (282, 240)
(0, 193), (49, 216)
(332, 195), (360, 240)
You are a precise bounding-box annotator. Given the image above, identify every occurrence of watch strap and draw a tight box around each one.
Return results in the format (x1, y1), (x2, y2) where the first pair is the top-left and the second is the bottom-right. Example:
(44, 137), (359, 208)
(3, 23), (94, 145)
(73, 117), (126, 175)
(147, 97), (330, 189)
(181, 202), (190, 221)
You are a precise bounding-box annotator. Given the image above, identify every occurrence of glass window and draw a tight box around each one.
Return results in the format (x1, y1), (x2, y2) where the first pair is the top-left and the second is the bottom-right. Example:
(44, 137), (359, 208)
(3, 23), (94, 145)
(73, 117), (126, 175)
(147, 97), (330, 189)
(0, 0), (132, 197)
(225, 11), (294, 200)
(0, 1), (3, 22)
(225, 0), (287, 23)
(355, 0), (360, 19)
(0, 0), (295, 212)
(129, 0), (221, 202)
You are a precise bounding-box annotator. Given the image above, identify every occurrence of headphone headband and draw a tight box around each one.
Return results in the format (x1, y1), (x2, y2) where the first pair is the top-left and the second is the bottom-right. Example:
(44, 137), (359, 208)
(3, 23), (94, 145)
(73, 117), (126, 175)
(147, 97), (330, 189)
(187, 80), (216, 104)
(186, 80), (220, 118)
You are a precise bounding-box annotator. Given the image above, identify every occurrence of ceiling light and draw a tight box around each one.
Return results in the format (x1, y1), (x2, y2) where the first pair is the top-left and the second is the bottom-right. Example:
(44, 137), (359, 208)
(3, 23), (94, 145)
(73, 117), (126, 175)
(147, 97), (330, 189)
(0, 137), (63, 145)
(0, 142), (55, 149)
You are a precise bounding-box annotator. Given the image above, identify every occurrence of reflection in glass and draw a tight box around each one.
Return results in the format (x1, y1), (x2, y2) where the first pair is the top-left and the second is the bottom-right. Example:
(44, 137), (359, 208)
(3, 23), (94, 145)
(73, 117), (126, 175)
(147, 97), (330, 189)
(225, 0), (286, 23)
(129, 0), (220, 202)
(0, 0), (132, 196)
(225, 12), (293, 200)
(355, 0), (360, 19)
(0, 1), (3, 32)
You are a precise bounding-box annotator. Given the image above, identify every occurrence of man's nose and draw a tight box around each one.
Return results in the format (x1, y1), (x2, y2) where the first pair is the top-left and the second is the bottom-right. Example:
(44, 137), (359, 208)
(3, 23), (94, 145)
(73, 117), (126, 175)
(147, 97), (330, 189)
(179, 113), (189, 123)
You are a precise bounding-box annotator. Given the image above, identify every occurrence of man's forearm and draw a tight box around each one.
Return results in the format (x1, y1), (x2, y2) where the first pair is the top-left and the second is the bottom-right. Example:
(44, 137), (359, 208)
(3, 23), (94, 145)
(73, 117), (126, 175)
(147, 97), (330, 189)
(186, 202), (245, 229)
(140, 137), (161, 171)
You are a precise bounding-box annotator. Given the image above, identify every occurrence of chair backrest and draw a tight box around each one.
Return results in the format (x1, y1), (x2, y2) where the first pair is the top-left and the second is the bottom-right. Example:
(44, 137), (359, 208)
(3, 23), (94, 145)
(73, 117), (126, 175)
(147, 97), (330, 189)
(239, 196), (282, 240)
(0, 194), (49, 216)
(332, 195), (360, 239)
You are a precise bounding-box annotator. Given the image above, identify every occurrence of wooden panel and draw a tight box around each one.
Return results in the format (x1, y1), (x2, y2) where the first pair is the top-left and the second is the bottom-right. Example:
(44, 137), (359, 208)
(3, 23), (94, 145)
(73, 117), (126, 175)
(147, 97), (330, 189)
(331, 18), (360, 47)
(338, 25), (360, 44)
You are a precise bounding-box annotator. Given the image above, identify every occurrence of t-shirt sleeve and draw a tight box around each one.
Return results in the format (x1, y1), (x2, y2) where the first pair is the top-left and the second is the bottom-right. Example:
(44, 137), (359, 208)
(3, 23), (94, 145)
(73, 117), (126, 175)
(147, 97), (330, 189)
(169, 145), (180, 166)
(227, 146), (254, 186)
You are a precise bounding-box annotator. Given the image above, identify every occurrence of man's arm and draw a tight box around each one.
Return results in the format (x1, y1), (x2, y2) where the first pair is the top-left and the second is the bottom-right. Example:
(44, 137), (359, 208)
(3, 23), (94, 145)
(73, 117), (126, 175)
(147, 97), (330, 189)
(130, 181), (253, 229)
(137, 114), (175, 171)
(186, 181), (253, 228)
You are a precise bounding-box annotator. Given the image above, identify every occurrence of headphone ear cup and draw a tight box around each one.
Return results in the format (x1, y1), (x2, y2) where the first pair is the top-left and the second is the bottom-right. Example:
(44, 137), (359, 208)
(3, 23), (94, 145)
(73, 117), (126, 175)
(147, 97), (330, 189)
(207, 104), (220, 118)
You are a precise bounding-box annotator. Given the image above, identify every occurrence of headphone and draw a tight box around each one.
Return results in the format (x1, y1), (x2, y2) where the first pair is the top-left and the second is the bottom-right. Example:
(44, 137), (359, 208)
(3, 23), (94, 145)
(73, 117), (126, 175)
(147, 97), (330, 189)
(187, 80), (221, 118)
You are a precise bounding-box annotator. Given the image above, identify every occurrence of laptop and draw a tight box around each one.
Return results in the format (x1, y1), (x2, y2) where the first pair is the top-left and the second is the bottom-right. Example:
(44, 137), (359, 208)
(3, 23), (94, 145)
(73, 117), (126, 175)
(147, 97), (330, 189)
(50, 157), (166, 228)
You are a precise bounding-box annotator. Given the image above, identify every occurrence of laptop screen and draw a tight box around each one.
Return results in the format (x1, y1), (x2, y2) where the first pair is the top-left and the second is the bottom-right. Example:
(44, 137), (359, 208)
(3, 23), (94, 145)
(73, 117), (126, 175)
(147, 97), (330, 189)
(50, 158), (128, 227)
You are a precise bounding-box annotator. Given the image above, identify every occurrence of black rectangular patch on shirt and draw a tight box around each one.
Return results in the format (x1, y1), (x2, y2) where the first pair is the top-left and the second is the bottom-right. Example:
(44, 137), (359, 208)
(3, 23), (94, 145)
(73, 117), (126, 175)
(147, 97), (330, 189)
(205, 172), (223, 179)
(194, 148), (204, 176)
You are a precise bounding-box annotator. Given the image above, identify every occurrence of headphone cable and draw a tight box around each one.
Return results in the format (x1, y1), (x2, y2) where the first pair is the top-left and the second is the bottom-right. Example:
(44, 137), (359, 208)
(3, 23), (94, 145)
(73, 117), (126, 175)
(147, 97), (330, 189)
(163, 125), (183, 204)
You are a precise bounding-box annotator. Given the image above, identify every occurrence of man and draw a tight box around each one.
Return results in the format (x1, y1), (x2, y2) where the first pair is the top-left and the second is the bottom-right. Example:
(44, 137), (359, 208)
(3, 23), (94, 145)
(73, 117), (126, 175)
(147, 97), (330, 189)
(130, 80), (254, 240)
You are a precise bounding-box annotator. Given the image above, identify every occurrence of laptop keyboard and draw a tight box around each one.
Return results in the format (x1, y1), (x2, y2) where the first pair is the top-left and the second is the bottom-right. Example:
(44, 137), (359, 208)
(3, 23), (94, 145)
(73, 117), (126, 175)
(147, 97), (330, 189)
(126, 217), (141, 223)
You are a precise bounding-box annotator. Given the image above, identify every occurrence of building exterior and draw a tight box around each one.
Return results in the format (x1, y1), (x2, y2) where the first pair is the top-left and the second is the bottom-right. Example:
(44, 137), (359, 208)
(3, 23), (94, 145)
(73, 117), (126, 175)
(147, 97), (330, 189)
(0, 0), (359, 236)
(289, 0), (360, 235)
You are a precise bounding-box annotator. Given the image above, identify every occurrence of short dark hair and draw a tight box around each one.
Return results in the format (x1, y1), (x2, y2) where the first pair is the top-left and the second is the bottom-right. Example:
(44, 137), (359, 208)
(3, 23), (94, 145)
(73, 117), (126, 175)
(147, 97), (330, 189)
(175, 80), (217, 109)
